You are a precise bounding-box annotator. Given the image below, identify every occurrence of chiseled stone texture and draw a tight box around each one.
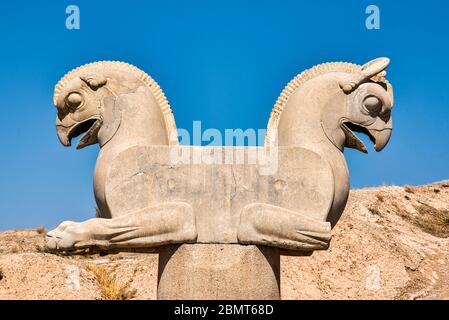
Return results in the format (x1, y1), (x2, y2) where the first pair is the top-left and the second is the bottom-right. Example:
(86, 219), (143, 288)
(47, 58), (394, 254)
(46, 58), (395, 300)
(157, 244), (280, 300)
(106, 146), (332, 247)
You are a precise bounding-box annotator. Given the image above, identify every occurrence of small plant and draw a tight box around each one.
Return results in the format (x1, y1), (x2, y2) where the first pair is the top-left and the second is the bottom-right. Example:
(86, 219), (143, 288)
(368, 206), (382, 216)
(397, 202), (449, 238)
(0, 269), (4, 280)
(375, 192), (385, 202)
(404, 185), (415, 194)
(433, 188), (441, 193)
(395, 275), (428, 300)
(10, 245), (19, 253)
(36, 226), (46, 235)
(36, 245), (51, 254)
(85, 263), (136, 300)
(413, 204), (449, 238)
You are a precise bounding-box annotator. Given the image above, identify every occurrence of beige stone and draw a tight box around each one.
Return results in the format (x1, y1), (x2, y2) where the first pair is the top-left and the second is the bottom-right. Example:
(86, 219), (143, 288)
(4, 182), (449, 300)
(47, 61), (194, 251)
(46, 58), (394, 300)
(47, 58), (393, 251)
(157, 244), (280, 300)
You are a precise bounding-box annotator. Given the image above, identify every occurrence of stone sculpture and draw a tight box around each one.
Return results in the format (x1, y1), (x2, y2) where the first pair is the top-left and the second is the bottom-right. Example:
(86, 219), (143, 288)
(47, 62), (196, 250)
(46, 58), (394, 299)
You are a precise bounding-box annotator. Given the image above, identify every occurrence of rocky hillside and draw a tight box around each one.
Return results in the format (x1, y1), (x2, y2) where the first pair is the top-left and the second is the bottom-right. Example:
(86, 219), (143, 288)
(1, 182), (448, 300)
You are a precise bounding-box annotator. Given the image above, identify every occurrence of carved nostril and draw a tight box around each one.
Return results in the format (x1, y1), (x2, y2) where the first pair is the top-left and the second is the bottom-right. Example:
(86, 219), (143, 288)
(379, 110), (391, 123)
(57, 111), (65, 121)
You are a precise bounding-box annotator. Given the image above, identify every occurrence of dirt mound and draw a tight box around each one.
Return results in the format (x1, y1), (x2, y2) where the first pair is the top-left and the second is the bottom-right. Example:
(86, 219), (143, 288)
(1, 182), (448, 300)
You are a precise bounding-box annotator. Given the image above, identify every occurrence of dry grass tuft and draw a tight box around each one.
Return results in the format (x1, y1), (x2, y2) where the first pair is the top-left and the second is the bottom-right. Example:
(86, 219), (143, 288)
(85, 263), (136, 300)
(395, 272), (428, 300)
(397, 203), (449, 238)
(36, 226), (46, 235)
(404, 185), (416, 194)
(36, 245), (51, 254)
(368, 192), (390, 216)
(414, 204), (449, 238)
(367, 206), (382, 216)
(375, 192), (385, 202)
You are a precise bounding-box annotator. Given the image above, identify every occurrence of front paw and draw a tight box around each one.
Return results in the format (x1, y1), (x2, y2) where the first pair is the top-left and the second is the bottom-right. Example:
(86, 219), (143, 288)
(46, 221), (92, 251)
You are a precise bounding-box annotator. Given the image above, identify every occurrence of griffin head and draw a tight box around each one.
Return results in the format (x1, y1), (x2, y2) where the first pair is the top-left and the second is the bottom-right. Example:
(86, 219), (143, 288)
(54, 72), (109, 149)
(336, 57), (394, 153)
(53, 61), (177, 149)
(266, 57), (394, 153)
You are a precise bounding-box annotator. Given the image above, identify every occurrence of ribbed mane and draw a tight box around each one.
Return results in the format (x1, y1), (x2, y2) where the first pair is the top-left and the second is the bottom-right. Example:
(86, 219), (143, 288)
(265, 62), (361, 146)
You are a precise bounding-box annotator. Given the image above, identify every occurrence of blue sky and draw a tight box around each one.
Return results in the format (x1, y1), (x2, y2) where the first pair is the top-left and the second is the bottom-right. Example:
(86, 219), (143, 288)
(0, 0), (448, 230)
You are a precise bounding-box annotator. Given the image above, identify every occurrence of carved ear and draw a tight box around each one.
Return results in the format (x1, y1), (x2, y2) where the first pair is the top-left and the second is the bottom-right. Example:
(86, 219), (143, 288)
(361, 57), (390, 79)
(80, 74), (107, 90)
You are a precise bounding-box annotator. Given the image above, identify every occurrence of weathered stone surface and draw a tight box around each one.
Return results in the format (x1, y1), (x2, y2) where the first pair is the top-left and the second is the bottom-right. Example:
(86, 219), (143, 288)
(157, 244), (280, 300)
(45, 58), (395, 300)
(46, 58), (394, 253)
(104, 146), (332, 248)
(4, 183), (449, 300)
(47, 62), (193, 251)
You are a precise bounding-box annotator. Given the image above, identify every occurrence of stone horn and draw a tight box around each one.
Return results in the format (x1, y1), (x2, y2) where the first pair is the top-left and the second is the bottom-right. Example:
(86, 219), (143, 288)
(363, 57), (394, 107)
(341, 57), (390, 93)
(361, 57), (390, 79)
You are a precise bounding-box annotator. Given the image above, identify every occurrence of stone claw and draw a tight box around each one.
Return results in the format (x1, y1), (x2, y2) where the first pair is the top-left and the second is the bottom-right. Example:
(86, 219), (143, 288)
(46, 221), (91, 251)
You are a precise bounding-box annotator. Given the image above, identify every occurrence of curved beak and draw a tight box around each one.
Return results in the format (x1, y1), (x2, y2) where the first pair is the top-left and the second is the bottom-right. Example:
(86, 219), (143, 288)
(56, 116), (102, 149)
(56, 119), (71, 147)
(342, 115), (392, 153)
(365, 78), (394, 152)
(370, 127), (392, 151)
(56, 129), (71, 147)
(367, 115), (393, 152)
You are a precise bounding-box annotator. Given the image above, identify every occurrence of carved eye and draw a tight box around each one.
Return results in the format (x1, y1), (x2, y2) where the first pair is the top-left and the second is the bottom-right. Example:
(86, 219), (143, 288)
(66, 92), (83, 111)
(363, 96), (382, 115)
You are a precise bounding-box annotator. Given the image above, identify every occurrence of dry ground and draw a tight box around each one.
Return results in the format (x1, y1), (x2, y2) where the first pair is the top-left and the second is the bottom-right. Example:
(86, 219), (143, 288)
(1, 182), (448, 300)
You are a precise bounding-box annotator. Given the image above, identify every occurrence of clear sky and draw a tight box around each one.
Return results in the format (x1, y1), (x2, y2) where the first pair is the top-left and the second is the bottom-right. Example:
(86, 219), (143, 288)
(0, 0), (448, 230)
